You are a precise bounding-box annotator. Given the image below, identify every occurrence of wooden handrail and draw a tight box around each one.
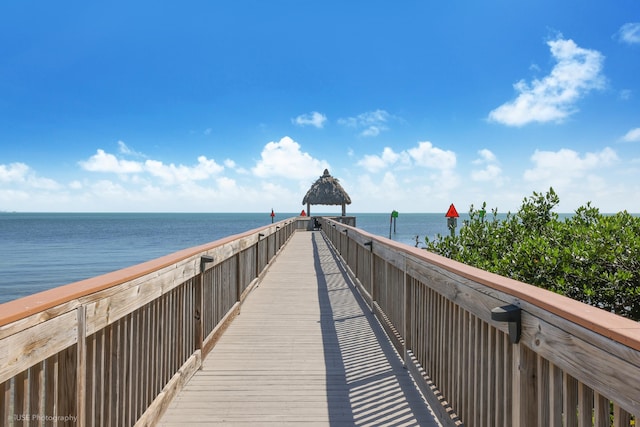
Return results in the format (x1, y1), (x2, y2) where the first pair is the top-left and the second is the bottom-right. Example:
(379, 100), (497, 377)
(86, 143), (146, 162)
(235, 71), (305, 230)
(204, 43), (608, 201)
(388, 238), (640, 352)
(0, 217), (304, 427)
(323, 219), (640, 351)
(0, 224), (276, 328)
(322, 217), (640, 426)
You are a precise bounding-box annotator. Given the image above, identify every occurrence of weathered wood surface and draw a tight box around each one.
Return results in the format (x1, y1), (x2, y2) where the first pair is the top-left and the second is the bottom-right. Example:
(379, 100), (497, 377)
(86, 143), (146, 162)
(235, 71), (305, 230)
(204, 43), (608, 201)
(324, 218), (640, 426)
(157, 231), (439, 426)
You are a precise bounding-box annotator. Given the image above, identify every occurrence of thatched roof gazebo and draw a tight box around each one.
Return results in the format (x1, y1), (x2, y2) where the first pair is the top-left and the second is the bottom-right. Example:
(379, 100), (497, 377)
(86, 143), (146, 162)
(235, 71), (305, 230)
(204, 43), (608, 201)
(302, 169), (351, 216)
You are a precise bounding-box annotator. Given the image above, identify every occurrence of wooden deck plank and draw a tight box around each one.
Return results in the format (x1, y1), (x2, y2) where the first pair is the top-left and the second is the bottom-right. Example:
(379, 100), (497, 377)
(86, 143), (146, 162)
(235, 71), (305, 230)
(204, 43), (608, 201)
(157, 231), (440, 426)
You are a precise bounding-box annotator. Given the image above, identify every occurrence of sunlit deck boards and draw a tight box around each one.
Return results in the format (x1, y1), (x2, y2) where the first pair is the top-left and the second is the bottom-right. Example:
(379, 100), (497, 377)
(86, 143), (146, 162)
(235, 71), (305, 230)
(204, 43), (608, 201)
(157, 230), (440, 426)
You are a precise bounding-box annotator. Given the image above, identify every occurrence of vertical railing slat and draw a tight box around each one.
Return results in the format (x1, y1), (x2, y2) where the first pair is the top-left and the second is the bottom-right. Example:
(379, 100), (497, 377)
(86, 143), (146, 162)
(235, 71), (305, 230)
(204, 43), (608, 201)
(1, 379), (9, 426)
(563, 373), (578, 427)
(14, 371), (26, 422)
(466, 314), (474, 426)
(594, 392), (610, 427)
(128, 313), (136, 426)
(28, 362), (43, 426)
(45, 355), (58, 427)
(455, 303), (463, 423)
(58, 344), (77, 427)
(94, 331), (104, 427)
(487, 325), (496, 427)
(537, 357), (550, 427)
(494, 331), (505, 427)
(578, 382), (594, 427)
(549, 363), (563, 427)
(613, 404), (632, 427)
(76, 306), (86, 427)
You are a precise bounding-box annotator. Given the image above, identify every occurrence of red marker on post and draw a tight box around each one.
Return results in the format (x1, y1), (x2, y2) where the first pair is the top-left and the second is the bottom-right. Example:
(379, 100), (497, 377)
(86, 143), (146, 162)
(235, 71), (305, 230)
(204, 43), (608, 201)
(445, 203), (459, 236)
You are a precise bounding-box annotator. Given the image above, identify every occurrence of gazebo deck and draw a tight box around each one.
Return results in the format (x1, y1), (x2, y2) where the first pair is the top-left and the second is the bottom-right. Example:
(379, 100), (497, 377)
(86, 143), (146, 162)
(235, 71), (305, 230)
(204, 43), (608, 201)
(157, 231), (440, 426)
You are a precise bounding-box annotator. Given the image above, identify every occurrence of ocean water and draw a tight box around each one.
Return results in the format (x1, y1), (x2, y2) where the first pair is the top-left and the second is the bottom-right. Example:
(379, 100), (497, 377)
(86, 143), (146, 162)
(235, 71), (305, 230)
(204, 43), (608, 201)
(0, 212), (455, 304)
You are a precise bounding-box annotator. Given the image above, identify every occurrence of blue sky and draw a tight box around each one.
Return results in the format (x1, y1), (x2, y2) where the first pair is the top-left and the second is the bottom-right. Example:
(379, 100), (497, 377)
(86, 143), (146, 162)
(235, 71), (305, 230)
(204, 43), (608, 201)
(1, 1), (639, 213)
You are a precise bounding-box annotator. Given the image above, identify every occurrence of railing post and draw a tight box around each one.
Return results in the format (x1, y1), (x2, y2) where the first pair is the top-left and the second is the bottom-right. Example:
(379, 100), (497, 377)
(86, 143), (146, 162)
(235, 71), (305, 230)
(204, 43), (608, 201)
(512, 342), (537, 426)
(236, 252), (242, 313)
(364, 241), (374, 312)
(403, 257), (410, 367)
(256, 234), (264, 278)
(195, 277), (203, 353)
(76, 305), (86, 427)
(344, 229), (349, 265)
(196, 256), (213, 355)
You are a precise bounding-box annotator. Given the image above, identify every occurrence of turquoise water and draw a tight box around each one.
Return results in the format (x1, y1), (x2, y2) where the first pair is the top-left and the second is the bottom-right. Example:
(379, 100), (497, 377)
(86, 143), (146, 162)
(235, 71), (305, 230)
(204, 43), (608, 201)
(0, 212), (454, 304)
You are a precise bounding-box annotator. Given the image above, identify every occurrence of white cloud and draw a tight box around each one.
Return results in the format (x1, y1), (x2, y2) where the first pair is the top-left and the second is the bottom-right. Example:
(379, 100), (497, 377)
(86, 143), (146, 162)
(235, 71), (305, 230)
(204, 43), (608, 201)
(489, 37), (605, 126)
(117, 141), (146, 157)
(223, 158), (249, 174)
(471, 164), (502, 182)
(407, 141), (456, 170)
(616, 23), (640, 45)
(524, 147), (618, 183)
(433, 168), (461, 192)
(353, 173), (408, 207)
(471, 149), (503, 183)
(620, 89), (633, 100)
(0, 162), (61, 190)
(0, 162), (30, 182)
(80, 149), (144, 173)
(352, 141), (460, 208)
(357, 142), (454, 174)
(357, 154), (388, 173)
(80, 149), (224, 185)
(90, 179), (128, 197)
(518, 147), (624, 211)
(357, 147), (406, 173)
(338, 109), (391, 137)
(27, 175), (60, 190)
(2, 140), (328, 212)
(145, 156), (224, 184)
(216, 176), (238, 192)
(292, 111), (327, 128)
(622, 128), (640, 142)
(473, 149), (497, 164)
(252, 136), (329, 180)
(361, 126), (383, 137)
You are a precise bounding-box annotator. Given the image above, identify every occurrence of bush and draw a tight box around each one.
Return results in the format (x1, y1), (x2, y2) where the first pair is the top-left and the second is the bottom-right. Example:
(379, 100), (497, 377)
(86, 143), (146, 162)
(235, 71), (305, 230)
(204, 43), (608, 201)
(425, 188), (640, 321)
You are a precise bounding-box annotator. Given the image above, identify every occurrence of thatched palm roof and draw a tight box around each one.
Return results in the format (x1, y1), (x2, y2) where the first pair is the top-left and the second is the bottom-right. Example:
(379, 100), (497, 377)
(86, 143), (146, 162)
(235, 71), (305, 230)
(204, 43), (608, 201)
(302, 169), (351, 206)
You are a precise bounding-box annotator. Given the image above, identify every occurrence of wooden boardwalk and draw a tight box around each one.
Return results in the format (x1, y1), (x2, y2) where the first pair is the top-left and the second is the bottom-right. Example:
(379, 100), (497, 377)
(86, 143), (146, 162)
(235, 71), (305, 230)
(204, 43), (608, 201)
(157, 231), (441, 426)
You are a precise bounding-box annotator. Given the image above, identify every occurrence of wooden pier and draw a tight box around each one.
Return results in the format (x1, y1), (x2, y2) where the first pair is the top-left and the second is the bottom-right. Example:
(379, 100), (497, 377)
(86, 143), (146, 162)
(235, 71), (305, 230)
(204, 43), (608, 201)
(1, 216), (639, 426)
(158, 231), (439, 426)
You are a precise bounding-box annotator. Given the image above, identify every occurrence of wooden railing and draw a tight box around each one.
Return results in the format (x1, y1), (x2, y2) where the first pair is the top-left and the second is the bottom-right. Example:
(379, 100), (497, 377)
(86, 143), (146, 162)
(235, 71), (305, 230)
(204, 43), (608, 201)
(322, 218), (640, 427)
(4, 214), (639, 427)
(0, 217), (307, 427)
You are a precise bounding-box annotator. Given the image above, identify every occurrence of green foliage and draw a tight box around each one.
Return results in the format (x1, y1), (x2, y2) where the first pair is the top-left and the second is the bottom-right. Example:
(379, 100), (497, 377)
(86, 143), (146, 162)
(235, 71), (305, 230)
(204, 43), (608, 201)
(426, 189), (640, 321)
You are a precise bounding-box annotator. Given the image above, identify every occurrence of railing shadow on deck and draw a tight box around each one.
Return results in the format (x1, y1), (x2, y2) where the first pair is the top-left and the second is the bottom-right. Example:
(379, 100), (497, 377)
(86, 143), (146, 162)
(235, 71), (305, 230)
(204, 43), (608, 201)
(321, 217), (640, 427)
(312, 232), (438, 426)
(0, 216), (309, 427)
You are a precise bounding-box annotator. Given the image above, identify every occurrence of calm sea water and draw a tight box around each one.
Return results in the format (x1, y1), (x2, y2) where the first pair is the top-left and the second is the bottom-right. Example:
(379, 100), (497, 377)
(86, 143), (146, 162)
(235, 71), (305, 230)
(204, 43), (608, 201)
(0, 212), (456, 304)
